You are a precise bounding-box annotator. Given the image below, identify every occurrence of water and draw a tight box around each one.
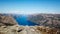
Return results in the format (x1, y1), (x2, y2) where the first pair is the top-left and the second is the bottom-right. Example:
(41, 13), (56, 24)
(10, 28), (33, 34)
(14, 15), (39, 26)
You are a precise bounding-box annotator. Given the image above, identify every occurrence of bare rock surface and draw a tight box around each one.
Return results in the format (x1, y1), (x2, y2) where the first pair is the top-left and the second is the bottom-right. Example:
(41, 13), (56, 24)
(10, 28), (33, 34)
(0, 25), (60, 34)
(0, 14), (17, 26)
(28, 14), (60, 28)
(0, 14), (60, 34)
(0, 25), (42, 34)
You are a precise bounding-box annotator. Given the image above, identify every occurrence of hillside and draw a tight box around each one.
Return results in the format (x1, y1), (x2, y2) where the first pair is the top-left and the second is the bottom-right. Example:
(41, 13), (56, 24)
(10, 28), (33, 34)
(0, 14), (60, 34)
(28, 14), (60, 28)
(0, 14), (17, 26)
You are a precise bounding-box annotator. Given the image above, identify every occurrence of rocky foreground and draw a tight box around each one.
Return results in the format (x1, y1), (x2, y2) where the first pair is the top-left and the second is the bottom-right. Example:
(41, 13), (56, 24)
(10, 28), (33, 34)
(0, 25), (60, 34)
(0, 14), (60, 34)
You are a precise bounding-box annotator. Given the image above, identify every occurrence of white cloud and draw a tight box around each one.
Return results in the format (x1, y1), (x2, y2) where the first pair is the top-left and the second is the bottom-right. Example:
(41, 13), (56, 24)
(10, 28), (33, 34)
(0, 10), (41, 15)
(0, 9), (60, 15)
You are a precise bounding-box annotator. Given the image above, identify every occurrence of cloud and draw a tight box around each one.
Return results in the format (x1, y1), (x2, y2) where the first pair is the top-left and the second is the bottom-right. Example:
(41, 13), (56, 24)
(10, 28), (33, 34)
(0, 10), (41, 15)
(0, 9), (60, 15)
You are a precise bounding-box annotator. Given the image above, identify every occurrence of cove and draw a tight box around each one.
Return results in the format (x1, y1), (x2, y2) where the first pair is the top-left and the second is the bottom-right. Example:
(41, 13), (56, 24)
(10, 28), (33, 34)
(14, 15), (39, 26)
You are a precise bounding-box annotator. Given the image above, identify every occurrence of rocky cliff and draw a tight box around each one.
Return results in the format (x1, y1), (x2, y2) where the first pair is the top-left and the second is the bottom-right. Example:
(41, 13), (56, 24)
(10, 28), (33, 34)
(0, 14), (17, 26)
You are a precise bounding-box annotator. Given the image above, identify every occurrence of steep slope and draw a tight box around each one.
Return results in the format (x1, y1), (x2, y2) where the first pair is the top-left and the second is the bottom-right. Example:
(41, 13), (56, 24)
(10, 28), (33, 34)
(28, 14), (60, 28)
(0, 14), (17, 26)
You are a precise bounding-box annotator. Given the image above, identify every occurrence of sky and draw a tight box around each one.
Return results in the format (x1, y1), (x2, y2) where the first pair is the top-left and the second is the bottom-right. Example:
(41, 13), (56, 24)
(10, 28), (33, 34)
(0, 0), (60, 15)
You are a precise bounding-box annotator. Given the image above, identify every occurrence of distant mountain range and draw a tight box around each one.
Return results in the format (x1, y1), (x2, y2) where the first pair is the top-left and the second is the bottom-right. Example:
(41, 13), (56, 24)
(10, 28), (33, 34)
(27, 14), (60, 28)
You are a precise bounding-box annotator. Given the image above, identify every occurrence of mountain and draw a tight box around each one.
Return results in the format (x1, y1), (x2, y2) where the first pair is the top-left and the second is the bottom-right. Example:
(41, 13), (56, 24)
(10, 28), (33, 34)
(0, 13), (60, 34)
(27, 14), (60, 28)
(0, 13), (17, 26)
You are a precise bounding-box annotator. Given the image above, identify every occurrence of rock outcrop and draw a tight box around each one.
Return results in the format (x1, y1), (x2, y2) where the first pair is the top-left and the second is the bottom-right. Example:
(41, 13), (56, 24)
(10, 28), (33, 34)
(0, 25), (60, 34)
(0, 14), (17, 26)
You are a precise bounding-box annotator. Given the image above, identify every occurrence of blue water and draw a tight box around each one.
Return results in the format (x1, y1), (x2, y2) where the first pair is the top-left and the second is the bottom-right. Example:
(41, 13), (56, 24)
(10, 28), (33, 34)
(14, 15), (39, 26)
